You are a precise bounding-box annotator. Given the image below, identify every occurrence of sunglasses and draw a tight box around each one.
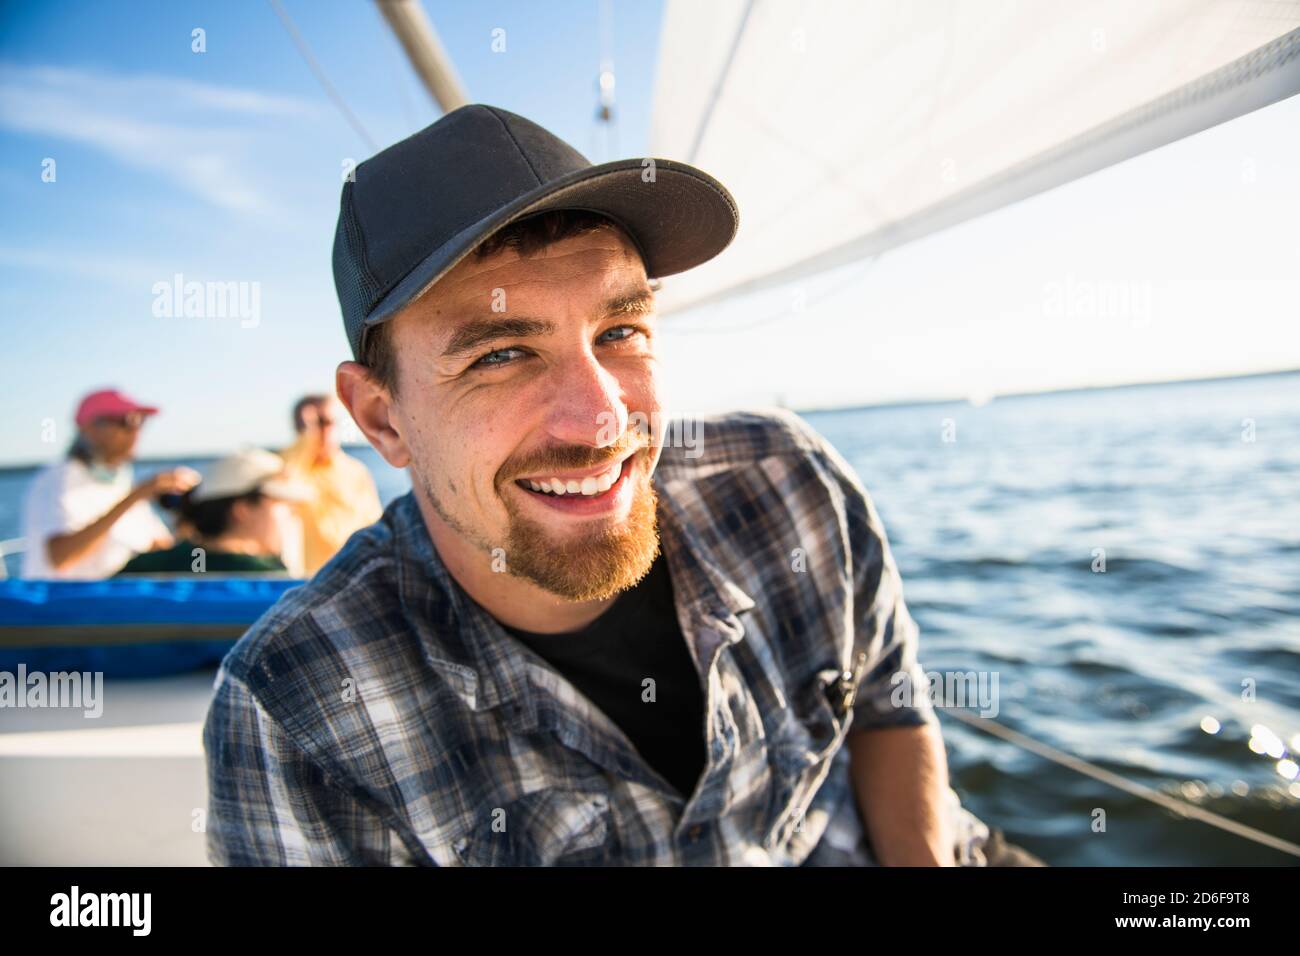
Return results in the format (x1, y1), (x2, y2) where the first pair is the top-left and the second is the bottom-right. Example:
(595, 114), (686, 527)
(96, 412), (146, 430)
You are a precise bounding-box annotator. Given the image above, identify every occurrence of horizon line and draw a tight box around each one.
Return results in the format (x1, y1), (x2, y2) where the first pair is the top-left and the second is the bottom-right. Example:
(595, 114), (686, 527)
(0, 364), (1296, 472)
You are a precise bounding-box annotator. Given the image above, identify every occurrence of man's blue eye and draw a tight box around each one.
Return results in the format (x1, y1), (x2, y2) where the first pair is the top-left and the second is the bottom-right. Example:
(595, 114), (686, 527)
(472, 328), (641, 369)
(474, 347), (525, 368)
(600, 325), (637, 343)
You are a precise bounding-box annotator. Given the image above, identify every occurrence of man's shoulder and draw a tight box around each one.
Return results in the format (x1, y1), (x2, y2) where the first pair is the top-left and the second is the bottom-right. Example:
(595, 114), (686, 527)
(652, 407), (869, 508)
(217, 498), (408, 697)
(653, 407), (832, 475)
(22, 459), (86, 530)
(26, 457), (77, 494)
(30, 456), (68, 477)
(652, 407), (883, 568)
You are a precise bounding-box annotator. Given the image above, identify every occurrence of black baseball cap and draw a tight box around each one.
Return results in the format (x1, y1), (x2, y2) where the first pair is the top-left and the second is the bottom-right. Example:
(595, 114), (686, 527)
(332, 103), (740, 361)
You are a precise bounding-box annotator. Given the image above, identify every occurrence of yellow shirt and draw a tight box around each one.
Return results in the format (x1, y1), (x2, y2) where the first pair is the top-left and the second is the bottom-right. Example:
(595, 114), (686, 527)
(279, 438), (384, 576)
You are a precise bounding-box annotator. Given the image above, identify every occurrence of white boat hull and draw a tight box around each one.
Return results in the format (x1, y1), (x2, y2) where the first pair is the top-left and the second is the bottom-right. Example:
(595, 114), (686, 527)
(0, 669), (218, 866)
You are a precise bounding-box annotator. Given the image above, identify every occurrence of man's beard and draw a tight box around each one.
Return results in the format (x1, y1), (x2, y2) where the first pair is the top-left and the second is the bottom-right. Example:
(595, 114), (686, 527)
(419, 455), (661, 602)
(501, 473), (660, 601)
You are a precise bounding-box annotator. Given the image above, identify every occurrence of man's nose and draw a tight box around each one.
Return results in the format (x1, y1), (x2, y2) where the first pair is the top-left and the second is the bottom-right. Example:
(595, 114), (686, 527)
(543, 350), (627, 448)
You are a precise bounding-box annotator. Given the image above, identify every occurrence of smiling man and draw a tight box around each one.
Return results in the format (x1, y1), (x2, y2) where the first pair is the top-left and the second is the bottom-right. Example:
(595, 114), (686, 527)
(203, 104), (1022, 867)
(363, 221), (664, 619)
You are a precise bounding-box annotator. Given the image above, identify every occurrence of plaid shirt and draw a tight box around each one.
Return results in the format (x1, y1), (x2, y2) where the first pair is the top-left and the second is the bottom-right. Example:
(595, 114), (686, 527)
(203, 409), (991, 866)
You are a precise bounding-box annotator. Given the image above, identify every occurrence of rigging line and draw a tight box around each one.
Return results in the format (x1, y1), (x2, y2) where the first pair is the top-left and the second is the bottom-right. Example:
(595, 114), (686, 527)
(267, 0), (380, 153)
(686, 0), (757, 165)
(942, 707), (1300, 859)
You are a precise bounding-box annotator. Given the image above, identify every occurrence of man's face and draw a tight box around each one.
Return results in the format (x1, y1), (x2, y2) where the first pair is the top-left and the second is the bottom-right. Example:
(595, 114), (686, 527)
(300, 399), (342, 460)
(83, 412), (145, 465)
(385, 227), (664, 602)
(231, 495), (291, 559)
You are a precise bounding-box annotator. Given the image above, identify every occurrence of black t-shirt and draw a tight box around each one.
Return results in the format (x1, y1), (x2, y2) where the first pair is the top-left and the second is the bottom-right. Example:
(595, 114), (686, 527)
(500, 554), (707, 799)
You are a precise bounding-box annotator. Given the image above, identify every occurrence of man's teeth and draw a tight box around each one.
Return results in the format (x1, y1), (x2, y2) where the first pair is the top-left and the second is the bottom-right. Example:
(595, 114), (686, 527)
(526, 460), (622, 496)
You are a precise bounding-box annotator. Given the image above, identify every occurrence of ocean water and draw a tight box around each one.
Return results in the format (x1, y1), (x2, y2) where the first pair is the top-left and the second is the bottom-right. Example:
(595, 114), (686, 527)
(803, 371), (1300, 865)
(1, 372), (1296, 865)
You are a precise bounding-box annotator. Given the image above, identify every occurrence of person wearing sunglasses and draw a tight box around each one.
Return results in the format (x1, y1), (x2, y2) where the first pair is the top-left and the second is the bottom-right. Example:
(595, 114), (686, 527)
(277, 393), (382, 576)
(19, 388), (199, 579)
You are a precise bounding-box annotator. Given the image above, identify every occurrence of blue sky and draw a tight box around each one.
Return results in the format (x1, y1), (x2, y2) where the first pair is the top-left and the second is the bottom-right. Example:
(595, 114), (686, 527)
(0, 0), (663, 465)
(1, 0), (1297, 465)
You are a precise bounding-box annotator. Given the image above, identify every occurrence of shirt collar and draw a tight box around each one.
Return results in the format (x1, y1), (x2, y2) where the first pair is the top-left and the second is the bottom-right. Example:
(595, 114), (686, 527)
(390, 482), (756, 715)
(69, 455), (130, 485)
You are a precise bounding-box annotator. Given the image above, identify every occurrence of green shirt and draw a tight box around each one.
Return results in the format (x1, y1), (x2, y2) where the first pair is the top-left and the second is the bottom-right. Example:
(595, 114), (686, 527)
(117, 540), (289, 575)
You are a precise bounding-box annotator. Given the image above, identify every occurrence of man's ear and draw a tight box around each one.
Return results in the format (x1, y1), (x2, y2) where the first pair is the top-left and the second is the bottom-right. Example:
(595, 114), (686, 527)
(229, 497), (255, 527)
(336, 361), (412, 469)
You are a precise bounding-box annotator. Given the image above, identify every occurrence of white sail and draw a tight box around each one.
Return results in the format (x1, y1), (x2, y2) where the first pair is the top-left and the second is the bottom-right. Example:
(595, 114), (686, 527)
(649, 0), (1300, 314)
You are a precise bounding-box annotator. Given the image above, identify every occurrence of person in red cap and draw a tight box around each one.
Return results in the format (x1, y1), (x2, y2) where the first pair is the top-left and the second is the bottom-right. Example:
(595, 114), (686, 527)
(19, 388), (200, 579)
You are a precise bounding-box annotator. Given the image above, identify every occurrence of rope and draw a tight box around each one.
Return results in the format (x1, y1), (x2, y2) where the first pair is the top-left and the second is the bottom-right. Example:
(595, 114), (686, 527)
(942, 707), (1300, 859)
(267, 0), (379, 152)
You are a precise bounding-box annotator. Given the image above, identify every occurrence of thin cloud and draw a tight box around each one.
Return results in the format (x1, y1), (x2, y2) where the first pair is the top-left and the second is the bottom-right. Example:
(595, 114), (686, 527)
(0, 62), (322, 213)
(0, 246), (170, 288)
(5, 63), (322, 117)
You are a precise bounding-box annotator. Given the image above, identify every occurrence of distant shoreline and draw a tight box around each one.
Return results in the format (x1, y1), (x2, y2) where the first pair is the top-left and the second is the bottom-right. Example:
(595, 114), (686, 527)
(2, 366), (1296, 472)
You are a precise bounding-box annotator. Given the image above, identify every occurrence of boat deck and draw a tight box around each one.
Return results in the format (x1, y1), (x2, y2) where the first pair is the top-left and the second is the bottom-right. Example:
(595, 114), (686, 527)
(0, 668), (217, 866)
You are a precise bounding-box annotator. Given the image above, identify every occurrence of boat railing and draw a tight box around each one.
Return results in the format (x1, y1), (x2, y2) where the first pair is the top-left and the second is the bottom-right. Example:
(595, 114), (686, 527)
(0, 537), (24, 580)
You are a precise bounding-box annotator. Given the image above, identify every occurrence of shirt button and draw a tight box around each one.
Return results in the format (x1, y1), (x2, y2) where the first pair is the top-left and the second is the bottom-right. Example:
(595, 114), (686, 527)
(687, 824), (704, 841)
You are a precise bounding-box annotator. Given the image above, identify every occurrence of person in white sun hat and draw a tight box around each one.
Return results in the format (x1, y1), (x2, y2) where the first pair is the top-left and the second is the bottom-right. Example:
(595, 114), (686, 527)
(118, 448), (311, 577)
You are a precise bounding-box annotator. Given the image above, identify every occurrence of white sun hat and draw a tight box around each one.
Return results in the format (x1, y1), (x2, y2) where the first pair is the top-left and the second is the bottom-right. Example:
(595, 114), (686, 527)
(189, 448), (313, 504)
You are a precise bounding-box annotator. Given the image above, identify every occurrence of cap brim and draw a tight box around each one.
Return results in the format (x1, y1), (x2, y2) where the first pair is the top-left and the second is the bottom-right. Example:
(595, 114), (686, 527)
(76, 402), (160, 427)
(258, 478), (314, 503)
(359, 158), (739, 354)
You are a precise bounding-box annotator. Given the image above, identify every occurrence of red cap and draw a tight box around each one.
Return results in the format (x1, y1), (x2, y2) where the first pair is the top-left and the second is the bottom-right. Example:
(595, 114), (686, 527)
(74, 389), (161, 428)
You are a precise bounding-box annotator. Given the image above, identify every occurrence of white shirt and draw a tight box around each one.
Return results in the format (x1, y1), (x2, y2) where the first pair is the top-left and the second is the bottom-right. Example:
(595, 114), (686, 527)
(20, 457), (170, 579)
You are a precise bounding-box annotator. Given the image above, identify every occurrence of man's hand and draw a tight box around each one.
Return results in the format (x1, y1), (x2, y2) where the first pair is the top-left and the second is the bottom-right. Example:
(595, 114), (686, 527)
(46, 467), (198, 570)
(847, 722), (956, 866)
(134, 466), (201, 500)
